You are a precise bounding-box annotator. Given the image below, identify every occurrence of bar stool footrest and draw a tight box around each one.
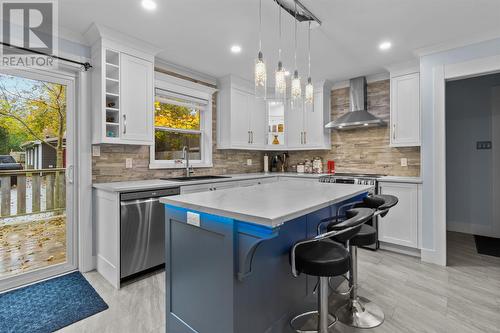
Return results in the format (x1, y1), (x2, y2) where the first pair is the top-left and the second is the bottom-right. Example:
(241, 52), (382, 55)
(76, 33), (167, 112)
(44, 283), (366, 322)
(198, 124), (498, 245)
(290, 311), (337, 333)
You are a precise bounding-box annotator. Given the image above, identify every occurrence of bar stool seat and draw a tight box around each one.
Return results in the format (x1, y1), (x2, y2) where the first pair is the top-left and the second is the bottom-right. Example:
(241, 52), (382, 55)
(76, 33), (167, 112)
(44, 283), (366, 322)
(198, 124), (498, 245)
(295, 240), (350, 277)
(347, 224), (377, 247)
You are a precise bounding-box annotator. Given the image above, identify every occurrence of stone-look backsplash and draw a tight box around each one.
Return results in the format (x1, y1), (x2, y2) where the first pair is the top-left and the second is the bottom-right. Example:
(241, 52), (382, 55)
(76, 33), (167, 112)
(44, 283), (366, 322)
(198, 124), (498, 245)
(93, 77), (420, 182)
(92, 93), (264, 183)
(287, 80), (421, 177)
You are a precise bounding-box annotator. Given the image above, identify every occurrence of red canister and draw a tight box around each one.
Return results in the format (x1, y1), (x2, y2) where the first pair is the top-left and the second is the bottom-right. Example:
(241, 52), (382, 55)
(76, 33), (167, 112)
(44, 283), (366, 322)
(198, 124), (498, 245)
(327, 160), (335, 174)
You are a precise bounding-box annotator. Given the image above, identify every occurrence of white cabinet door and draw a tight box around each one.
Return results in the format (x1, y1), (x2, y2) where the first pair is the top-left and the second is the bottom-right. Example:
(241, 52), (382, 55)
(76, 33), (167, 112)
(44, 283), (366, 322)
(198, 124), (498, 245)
(230, 89), (251, 147)
(248, 96), (266, 147)
(390, 73), (420, 147)
(287, 108), (305, 148)
(303, 92), (326, 147)
(120, 53), (153, 143)
(378, 182), (418, 248)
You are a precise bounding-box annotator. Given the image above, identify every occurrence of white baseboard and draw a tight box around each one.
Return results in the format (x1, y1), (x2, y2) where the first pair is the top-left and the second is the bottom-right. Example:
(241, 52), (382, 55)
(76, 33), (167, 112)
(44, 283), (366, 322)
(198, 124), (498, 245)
(379, 242), (421, 258)
(421, 247), (446, 266)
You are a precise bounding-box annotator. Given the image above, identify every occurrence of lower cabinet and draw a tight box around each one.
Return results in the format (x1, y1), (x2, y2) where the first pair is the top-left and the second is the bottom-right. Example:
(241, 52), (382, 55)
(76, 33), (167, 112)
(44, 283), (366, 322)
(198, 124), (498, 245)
(180, 177), (278, 194)
(378, 182), (420, 249)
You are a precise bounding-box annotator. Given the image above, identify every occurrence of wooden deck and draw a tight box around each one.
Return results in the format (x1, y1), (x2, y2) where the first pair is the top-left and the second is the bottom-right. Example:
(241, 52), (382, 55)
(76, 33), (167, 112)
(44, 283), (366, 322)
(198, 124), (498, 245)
(0, 215), (66, 278)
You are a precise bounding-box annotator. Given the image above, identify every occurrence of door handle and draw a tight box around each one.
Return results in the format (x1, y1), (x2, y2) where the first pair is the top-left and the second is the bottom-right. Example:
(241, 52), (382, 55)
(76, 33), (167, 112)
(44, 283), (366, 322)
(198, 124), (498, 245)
(248, 131), (251, 144)
(392, 123), (396, 140)
(66, 165), (74, 184)
(123, 114), (127, 134)
(303, 131), (306, 144)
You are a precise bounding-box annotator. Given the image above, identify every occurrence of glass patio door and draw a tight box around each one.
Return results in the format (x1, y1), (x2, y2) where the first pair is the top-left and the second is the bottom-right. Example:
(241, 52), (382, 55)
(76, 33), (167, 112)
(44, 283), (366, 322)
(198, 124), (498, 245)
(0, 67), (76, 292)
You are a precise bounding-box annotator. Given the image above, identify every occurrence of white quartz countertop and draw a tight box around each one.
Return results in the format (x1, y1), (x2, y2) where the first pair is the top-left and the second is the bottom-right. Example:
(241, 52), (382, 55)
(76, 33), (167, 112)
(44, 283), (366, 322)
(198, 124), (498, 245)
(92, 172), (422, 193)
(92, 173), (326, 192)
(160, 181), (373, 228)
(378, 176), (422, 184)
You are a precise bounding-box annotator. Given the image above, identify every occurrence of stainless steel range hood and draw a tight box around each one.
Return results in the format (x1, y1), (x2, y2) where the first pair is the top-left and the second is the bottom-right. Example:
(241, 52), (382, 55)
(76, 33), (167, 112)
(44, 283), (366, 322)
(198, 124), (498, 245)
(325, 76), (385, 130)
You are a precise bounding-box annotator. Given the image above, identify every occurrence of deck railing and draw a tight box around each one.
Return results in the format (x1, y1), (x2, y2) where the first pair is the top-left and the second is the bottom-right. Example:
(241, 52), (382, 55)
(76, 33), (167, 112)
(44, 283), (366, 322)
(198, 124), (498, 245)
(0, 168), (66, 218)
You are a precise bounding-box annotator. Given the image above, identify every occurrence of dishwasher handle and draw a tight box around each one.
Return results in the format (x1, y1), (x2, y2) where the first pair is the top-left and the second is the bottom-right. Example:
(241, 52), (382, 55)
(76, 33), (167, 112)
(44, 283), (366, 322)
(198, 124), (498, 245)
(120, 198), (159, 206)
(120, 187), (180, 201)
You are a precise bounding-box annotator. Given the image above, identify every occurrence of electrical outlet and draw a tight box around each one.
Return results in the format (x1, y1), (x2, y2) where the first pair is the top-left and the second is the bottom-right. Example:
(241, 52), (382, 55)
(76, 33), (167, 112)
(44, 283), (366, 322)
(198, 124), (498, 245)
(125, 158), (133, 169)
(92, 145), (100, 157)
(401, 158), (408, 167)
(246, 159), (252, 166)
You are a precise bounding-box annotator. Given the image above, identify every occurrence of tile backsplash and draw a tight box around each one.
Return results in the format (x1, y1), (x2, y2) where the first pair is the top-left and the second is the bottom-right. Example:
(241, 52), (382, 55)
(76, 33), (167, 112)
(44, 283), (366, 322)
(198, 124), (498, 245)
(92, 77), (420, 183)
(287, 80), (421, 177)
(92, 93), (264, 183)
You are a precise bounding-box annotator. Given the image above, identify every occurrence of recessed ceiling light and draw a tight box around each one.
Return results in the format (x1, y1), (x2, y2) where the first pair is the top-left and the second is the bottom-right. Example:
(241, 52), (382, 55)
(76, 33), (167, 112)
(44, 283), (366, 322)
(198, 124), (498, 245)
(230, 45), (242, 54)
(284, 70), (290, 76)
(141, 0), (157, 11)
(364, 123), (369, 126)
(379, 41), (392, 51)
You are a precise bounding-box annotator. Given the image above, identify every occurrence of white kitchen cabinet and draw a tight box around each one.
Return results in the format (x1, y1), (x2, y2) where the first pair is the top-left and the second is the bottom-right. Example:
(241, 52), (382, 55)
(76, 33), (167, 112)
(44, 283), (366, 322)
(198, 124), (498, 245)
(218, 76), (266, 149)
(86, 24), (158, 145)
(390, 72), (421, 147)
(120, 54), (153, 143)
(217, 76), (331, 151)
(180, 177), (277, 194)
(286, 81), (332, 150)
(378, 182), (419, 249)
(286, 106), (305, 148)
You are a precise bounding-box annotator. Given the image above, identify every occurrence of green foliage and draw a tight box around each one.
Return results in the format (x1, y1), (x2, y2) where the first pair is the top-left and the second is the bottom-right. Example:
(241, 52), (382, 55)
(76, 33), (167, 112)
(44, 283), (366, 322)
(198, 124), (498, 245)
(0, 74), (66, 165)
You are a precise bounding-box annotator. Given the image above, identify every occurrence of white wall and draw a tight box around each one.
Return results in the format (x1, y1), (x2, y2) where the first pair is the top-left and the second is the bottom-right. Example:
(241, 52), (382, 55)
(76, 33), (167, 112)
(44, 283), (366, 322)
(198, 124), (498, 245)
(445, 74), (500, 237)
(420, 37), (500, 253)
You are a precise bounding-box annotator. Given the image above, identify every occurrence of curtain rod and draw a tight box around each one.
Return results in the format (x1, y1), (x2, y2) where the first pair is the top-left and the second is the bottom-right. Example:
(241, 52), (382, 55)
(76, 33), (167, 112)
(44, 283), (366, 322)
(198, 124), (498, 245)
(0, 42), (92, 71)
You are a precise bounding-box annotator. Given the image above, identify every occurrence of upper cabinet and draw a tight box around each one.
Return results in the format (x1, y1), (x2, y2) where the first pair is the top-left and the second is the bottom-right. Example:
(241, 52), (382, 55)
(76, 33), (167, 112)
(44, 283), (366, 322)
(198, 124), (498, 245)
(86, 24), (159, 145)
(390, 71), (421, 147)
(217, 75), (331, 151)
(218, 76), (266, 149)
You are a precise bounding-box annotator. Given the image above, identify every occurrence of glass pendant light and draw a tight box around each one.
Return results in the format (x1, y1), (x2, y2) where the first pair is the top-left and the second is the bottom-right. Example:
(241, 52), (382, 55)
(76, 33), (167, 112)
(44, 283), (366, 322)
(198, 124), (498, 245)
(305, 21), (314, 107)
(255, 0), (267, 99)
(291, 1), (302, 110)
(274, 4), (286, 100)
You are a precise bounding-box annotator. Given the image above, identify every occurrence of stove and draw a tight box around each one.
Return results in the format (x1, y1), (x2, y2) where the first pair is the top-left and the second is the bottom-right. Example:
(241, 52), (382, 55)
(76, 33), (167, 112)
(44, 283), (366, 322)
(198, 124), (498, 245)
(319, 173), (385, 186)
(319, 173), (385, 250)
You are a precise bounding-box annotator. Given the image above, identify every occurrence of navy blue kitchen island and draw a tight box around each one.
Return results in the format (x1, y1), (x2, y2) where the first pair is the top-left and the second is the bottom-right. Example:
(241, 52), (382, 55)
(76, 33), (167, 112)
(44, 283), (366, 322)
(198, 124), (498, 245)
(160, 181), (372, 333)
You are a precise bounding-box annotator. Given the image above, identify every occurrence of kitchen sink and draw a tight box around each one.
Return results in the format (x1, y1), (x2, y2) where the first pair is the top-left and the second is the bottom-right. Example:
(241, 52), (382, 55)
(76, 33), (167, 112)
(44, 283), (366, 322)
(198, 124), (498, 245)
(161, 175), (232, 182)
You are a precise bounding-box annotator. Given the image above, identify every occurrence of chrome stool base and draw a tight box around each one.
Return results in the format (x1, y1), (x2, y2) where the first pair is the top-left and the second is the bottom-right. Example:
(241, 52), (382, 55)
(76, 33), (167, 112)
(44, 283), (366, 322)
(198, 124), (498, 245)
(290, 311), (337, 333)
(336, 296), (384, 329)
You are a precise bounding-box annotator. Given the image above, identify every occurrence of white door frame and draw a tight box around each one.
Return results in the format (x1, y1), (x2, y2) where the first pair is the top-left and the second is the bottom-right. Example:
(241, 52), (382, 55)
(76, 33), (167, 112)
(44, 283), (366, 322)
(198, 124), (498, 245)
(0, 64), (89, 291)
(430, 54), (500, 266)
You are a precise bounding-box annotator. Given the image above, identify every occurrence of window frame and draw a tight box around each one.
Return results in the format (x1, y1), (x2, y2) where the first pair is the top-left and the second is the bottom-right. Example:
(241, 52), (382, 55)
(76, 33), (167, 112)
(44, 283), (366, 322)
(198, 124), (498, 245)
(149, 72), (216, 169)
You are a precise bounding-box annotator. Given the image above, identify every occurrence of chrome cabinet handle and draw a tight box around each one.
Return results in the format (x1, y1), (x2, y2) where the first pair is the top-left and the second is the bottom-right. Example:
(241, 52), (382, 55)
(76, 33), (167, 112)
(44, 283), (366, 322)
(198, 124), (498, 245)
(123, 114), (127, 134)
(300, 132), (303, 144)
(393, 123), (396, 140)
(248, 131), (251, 144)
(304, 131), (307, 144)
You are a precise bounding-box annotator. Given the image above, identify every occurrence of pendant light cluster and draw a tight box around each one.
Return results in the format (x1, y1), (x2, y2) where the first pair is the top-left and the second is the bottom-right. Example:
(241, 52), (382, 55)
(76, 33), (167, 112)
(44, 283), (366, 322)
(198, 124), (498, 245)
(254, 0), (317, 110)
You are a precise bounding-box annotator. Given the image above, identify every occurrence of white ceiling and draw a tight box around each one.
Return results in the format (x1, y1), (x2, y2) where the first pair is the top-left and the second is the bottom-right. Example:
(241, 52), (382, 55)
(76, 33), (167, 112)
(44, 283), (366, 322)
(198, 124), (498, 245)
(60, 0), (500, 82)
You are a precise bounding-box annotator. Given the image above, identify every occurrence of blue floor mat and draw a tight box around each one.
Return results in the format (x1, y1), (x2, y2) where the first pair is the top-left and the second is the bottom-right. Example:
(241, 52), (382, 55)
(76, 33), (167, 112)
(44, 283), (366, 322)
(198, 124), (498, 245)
(0, 271), (108, 333)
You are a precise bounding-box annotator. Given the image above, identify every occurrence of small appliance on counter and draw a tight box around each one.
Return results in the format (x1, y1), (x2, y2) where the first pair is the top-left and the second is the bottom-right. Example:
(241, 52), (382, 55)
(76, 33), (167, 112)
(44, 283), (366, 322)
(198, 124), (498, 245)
(327, 160), (335, 174)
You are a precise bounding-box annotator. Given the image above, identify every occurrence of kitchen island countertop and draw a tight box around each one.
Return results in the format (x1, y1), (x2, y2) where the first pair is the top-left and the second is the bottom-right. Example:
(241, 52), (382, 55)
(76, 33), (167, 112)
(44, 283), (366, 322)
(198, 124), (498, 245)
(160, 181), (372, 228)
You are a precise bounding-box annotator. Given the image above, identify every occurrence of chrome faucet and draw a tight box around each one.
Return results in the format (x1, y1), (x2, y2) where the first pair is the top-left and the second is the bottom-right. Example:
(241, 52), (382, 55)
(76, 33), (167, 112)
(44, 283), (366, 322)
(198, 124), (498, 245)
(182, 145), (194, 177)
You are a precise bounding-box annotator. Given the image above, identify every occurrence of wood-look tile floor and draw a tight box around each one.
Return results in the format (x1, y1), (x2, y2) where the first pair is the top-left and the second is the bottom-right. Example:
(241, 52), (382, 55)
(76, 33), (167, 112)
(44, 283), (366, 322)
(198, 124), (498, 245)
(58, 231), (500, 333)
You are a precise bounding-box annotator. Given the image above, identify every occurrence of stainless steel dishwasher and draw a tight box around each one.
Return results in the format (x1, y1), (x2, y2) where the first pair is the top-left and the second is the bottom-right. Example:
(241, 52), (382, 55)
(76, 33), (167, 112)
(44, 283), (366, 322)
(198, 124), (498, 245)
(120, 187), (180, 279)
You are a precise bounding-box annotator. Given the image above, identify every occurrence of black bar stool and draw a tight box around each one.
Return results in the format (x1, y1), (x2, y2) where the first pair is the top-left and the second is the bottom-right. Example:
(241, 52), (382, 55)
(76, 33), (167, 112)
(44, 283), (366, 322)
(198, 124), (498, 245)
(332, 194), (398, 329)
(290, 207), (374, 333)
